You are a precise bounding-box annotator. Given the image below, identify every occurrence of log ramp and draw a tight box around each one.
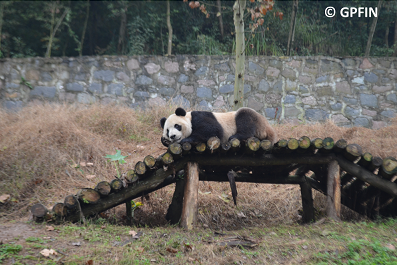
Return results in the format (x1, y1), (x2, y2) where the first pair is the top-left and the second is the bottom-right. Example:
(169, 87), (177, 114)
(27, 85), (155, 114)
(31, 137), (397, 229)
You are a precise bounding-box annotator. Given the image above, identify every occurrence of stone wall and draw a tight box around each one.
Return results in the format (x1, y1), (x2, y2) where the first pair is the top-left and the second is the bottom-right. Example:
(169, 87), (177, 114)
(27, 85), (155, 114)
(1, 55), (397, 129)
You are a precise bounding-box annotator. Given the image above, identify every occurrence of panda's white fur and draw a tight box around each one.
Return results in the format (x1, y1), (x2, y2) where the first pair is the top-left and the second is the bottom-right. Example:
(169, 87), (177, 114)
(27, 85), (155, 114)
(160, 107), (277, 147)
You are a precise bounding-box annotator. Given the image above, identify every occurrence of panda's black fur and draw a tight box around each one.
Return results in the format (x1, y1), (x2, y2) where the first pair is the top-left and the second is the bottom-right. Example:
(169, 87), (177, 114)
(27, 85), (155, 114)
(160, 107), (277, 147)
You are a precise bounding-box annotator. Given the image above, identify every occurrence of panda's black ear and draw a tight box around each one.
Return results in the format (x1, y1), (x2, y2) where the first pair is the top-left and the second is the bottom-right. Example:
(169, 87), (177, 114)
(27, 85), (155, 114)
(160, 117), (166, 129)
(175, 107), (186, 117)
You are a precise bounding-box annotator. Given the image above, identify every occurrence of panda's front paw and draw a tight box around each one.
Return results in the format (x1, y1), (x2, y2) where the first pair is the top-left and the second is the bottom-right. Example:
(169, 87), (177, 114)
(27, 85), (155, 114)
(161, 137), (171, 147)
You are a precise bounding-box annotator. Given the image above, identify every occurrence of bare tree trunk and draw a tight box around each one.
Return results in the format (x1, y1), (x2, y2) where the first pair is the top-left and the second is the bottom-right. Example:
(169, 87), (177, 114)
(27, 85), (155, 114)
(167, 0), (173, 56)
(79, 0), (90, 57)
(46, 4), (68, 58)
(217, 0), (224, 40)
(385, 26), (389, 48)
(117, 3), (127, 55)
(0, 2), (5, 55)
(233, 0), (246, 110)
(393, 14), (397, 56)
(365, 0), (382, 57)
(287, 0), (298, 56)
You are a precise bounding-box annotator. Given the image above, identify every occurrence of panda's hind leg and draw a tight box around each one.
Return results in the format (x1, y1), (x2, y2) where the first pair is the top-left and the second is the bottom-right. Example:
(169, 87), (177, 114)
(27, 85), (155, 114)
(228, 109), (257, 142)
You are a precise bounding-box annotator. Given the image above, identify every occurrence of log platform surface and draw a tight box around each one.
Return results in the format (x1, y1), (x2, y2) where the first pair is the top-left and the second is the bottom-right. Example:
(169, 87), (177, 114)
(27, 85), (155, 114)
(32, 137), (397, 226)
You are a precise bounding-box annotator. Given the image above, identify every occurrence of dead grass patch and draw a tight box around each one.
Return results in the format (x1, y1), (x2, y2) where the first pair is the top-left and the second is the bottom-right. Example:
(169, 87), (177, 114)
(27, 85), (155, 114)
(0, 103), (396, 227)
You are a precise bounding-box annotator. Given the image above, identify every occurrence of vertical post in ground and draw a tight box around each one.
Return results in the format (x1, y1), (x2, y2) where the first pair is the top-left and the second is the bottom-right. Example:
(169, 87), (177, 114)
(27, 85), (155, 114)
(180, 162), (199, 230)
(126, 200), (132, 226)
(300, 180), (315, 223)
(166, 176), (186, 224)
(327, 160), (341, 220)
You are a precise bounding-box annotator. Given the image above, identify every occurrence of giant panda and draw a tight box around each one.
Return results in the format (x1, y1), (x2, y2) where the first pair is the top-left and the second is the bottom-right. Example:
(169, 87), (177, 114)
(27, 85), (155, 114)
(160, 107), (277, 147)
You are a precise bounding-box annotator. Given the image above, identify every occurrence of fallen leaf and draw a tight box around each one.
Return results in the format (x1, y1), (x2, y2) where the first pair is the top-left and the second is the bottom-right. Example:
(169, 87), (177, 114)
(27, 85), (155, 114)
(166, 247), (178, 253)
(80, 162), (86, 167)
(386, 244), (396, 251)
(43, 237), (51, 239)
(218, 194), (230, 203)
(151, 259), (156, 262)
(0, 194), (11, 203)
(237, 212), (247, 218)
(87, 162), (94, 166)
(71, 164), (79, 168)
(72, 242), (81, 246)
(129, 230), (137, 237)
(40, 249), (58, 257)
(184, 243), (193, 251)
(136, 247), (144, 253)
(321, 230), (331, 236)
(86, 175), (96, 180)
(199, 191), (211, 195)
(101, 225), (106, 229)
(302, 245), (308, 249)
(46, 226), (54, 231)
(85, 260), (93, 265)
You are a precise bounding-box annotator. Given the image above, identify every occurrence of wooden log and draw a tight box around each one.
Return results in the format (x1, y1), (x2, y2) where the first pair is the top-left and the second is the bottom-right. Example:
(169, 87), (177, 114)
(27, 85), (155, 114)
(31, 203), (48, 222)
(274, 139), (289, 153)
(189, 153), (335, 167)
(168, 143), (182, 159)
(143, 155), (156, 168)
(245, 137), (261, 154)
(95, 181), (111, 196)
(229, 138), (241, 153)
(341, 172), (355, 187)
(64, 157), (189, 223)
(300, 181), (315, 223)
(77, 188), (101, 204)
(110, 179), (123, 192)
(334, 139), (348, 153)
(326, 160), (341, 221)
(207, 136), (221, 154)
(287, 138), (299, 151)
(220, 142), (232, 154)
(369, 156), (383, 172)
(311, 138), (323, 152)
(336, 154), (397, 198)
(227, 171), (238, 205)
(126, 200), (132, 226)
(195, 142), (206, 153)
(53, 203), (67, 217)
(166, 176), (186, 224)
(321, 137), (334, 152)
(380, 157), (397, 179)
(182, 142), (192, 155)
(161, 152), (174, 165)
(180, 162), (199, 230)
(358, 152), (373, 168)
(297, 136), (311, 153)
(64, 195), (78, 212)
(260, 140), (273, 153)
(343, 144), (363, 161)
(135, 161), (147, 176)
(125, 170), (139, 184)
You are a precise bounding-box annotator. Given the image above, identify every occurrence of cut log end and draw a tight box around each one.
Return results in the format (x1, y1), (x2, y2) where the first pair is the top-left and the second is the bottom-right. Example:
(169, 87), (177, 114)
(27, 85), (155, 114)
(110, 178), (123, 191)
(168, 143), (182, 156)
(322, 137), (334, 150)
(125, 170), (139, 183)
(53, 203), (67, 217)
(31, 203), (48, 221)
(64, 195), (78, 211)
(298, 136), (311, 149)
(247, 137), (261, 152)
(135, 161), (147, 175)
(230, 138), (240, 148)
(162, 152), (174, 165)
(260, 140), (272, 151)
(144, 155), (156, 168)
(311, 138), (323, 149)
(207, 136), (221, 151)
(287, 138), (299, 150)
(195, 143), (206, 153)
(95, 181), (111, 196)
(78, 188), (101, 204)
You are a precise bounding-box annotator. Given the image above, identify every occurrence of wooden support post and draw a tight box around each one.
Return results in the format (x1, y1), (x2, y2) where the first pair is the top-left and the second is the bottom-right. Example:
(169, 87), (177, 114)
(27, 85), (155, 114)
(327, 160), (341, 221)
(166, 176), (186, 224)
(180, 162), (199, 230)
(126, 200), (132, 226)
(300, 181), (315, 223)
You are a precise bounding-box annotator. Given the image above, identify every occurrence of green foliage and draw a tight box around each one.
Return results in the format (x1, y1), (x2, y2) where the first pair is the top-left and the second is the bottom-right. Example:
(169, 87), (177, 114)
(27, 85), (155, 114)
(0, 243), (22, 263)
(127, 16), (153, 55)
(105, 149), (128, 179)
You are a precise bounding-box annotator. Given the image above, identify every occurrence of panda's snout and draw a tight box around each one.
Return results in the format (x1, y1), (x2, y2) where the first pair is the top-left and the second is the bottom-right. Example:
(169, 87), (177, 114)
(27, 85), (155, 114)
(170, 135), (176, 140)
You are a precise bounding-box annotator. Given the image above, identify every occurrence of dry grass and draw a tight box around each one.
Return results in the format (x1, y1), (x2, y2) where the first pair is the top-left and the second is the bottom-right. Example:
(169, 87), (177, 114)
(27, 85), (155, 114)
(1, 103), (396, 228)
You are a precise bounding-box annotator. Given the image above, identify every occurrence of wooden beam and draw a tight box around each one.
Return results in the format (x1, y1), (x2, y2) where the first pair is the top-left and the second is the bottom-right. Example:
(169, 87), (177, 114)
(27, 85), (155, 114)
(189, 154), (335, 167)
(327, 160), (341, 221)
(180, 162), (199, 230)
(336, 155), (397, 198)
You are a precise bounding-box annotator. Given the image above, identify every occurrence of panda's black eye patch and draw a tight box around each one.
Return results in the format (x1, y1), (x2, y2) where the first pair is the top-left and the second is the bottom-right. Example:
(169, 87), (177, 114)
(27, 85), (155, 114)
(174, 124), (182, 131)
(166, 129), (169, 137)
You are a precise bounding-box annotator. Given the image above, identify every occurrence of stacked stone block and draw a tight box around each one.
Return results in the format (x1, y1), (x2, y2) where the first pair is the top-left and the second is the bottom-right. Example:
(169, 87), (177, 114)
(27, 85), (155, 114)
(1, 56), (397, 129)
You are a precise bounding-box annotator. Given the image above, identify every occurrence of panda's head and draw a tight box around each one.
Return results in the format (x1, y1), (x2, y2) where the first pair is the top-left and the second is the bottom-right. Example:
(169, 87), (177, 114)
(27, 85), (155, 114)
(160, 107), (192, 147)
